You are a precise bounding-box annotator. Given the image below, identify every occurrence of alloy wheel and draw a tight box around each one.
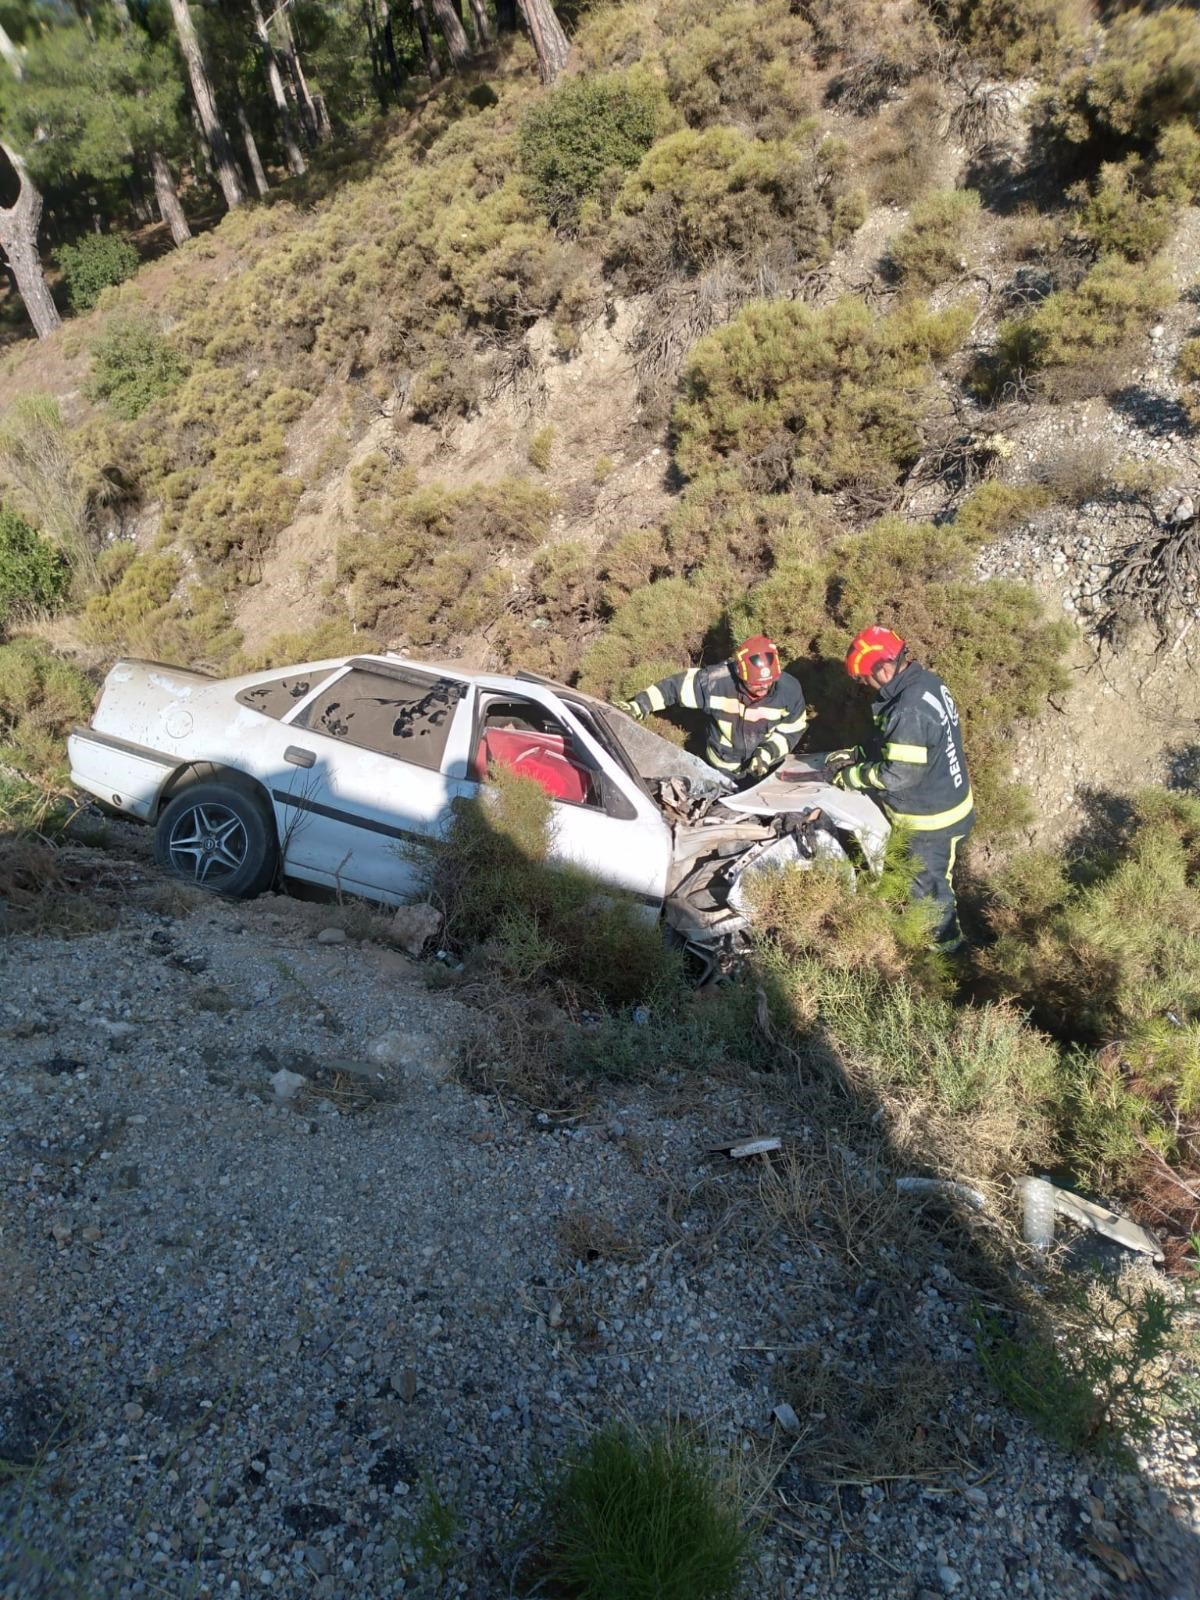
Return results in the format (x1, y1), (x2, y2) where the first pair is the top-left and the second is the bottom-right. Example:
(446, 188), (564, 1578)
(166, 802), (249, 885)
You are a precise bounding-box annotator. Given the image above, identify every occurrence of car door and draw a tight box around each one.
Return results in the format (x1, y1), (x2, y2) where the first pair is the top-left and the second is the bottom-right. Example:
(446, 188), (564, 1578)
(271, 660), (472, 903)
(464, 682), (673, 910)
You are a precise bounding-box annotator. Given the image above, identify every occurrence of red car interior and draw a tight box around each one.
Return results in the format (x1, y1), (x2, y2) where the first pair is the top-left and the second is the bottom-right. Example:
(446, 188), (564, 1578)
(473, 725), (592, 806)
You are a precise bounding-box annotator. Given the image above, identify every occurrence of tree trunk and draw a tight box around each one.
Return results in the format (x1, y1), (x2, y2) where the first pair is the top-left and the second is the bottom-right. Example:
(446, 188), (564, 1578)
(0, 140), (62, 339)
(279, 6), (326, 143)
(249, 0), (307, 175)
(466, 0), (493, 46)
(167, 0), (245, 209)
(516, 0), (570, 82)
(430, 0), (472, 68)
(411, 0), (442, 81)
(378, 0), (403, 91)
(151, 149), (192, 245)
(236, 103), (270, 197)
(494, 0), (518, 33)
(0, 19), (25, 78)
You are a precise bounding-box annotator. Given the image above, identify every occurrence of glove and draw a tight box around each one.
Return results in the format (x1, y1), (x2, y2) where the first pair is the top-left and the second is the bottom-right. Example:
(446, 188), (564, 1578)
(743, 749), (774, 781)
(824, 746), (860, 772)
(830, 766), (850, 790)
(615, 699), (645, 720)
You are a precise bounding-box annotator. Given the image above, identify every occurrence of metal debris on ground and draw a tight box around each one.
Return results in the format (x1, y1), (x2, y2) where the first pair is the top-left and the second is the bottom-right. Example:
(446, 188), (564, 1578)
(896, 1176), (988, 1212)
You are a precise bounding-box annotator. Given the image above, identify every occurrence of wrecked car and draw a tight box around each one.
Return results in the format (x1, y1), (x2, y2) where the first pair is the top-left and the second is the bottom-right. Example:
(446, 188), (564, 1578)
(67, 654), (889, 960)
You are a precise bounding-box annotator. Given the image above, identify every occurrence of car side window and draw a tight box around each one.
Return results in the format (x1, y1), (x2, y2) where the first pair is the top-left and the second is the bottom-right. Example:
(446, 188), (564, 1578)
(472, 696), (600, 810)
(236, 669), (338, 719)
(296, 667), (466, 773)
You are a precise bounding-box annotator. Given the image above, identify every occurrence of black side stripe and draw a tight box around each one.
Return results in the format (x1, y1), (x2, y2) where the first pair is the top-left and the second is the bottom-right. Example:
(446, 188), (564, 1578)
(271, 789), (427, 844)
(271, 788), (664, 908)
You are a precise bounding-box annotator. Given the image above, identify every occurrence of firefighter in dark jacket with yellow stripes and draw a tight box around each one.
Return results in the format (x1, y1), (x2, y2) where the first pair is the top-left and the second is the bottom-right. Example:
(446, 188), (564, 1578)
(617, 635), (808, 783)
(830, 625), (974, 951)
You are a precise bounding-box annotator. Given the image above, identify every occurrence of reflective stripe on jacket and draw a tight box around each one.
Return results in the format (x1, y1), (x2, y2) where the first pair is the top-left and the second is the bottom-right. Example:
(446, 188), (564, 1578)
(843, 663), (973, 830)
(633, 663), (807, 774)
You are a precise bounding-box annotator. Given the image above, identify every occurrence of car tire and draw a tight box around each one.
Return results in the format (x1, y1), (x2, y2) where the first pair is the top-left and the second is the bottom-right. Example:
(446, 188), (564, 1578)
(154, 780), (278, 899)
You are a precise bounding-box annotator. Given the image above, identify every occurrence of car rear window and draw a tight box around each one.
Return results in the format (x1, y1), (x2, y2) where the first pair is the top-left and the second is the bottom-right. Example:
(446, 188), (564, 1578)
(297, 667), (466, 772)
(236, 669), (337, 719)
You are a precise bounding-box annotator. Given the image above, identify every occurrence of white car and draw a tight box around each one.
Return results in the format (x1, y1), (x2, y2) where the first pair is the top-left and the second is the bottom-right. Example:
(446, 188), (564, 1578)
(68, 653), (889, 954)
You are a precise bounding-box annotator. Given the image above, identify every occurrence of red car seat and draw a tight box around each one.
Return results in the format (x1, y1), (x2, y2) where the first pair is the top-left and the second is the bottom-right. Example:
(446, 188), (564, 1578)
(473, 726), (590, 805)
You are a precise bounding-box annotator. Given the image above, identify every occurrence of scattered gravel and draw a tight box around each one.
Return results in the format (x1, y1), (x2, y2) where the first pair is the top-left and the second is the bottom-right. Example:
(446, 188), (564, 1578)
(2, 889), (1197, 1599)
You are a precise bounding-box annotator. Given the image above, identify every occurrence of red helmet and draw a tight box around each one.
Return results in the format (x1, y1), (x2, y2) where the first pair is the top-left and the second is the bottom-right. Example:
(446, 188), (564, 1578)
(733, 634), (781, 699)
(846, 625), (905, 680)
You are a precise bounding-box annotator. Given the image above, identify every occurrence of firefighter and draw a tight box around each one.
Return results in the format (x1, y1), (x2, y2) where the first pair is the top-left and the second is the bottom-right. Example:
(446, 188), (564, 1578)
(616, 635), (808, 783)
(829, 625), (974, 951)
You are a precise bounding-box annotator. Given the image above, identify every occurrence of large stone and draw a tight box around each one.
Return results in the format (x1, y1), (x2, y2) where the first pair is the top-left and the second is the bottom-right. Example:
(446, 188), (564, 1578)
(389, 903), (443, 957)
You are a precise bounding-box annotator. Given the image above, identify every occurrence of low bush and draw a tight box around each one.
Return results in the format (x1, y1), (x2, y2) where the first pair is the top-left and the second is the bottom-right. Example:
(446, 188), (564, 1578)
(81, 545), (241, 666)
(1177, 337), (1200, 428)
(659, 0), (816, 138)
(54, 233), (140, 313)
(608, 125), (857, 289)
(419, 768), (684, 1007)
(974, 1278), (1178, 1458)
(1152, 122), (1200, 206)
(1054, 6), (1200, 151)
(861, 79), (945, 206)
(1071, 164), (1174, 263)
(747, 852), (1061, 1178)
(952, 481), (1053, 541)
(519, 70), (664, 227)
(0, 506), (71, 629)
(85, 315), (188, 421)
(541, 1423), (750, 1600)
(673, 295), (974, 497)
(337, 463), (555, 649)
(927, 0), (1090, 76)
(0, 637), (93, 788)
(985, 257), (1172, 401)
(887, 190), (982, 288)
(0, 393), (90, 566)
(981, 791), (1200, 1182)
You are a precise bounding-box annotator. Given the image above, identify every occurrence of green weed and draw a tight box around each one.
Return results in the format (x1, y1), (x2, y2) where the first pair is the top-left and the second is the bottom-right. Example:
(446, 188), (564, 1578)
(542, 1424), (751, 1600)
(519, 70), (664, 227)
(888, 189), (982, 288)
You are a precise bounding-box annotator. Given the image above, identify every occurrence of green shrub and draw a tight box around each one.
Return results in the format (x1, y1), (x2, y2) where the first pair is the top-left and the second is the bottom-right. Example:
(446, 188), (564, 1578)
(608, 125), (856, 288)
(338, 466), (555, 648)
(0, 393), (90, 565)
(542, 1424), (750, 1600)
(974, 1280), (1177, 1458)
(981, 791), (1200, 1179)
(230, 616), (378, 673)
(519, 71), (664, 226)
(952, 481), (1052, 541)
(85, 316), (188, 420)
(986, 257), (1172, 400)
(928, 0), (1090, 75)
(746, 852), (1061, 1177)
(1072, 164), (1174, 263)
(81, 546), (240, 666)
(420, 768), (684, 1007)
(0, 506), (71, 629)
(659, 0), (815, 137)
(1177, 336), (1200, 428)
(0, 637), (93, 784)
(861, 79), (945, 206)
(887, 190), (982, 287)
(54, 234), (141, 312)
(1055, 6), (1200, 149)
(673, 296), (974, 496)
(528, 425), (555, 472)
(1152, 121), (1200, 205)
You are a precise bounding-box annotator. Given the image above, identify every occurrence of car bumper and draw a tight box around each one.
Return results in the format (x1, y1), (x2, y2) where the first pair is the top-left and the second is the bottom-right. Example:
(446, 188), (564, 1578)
(67, 727), (179, 820)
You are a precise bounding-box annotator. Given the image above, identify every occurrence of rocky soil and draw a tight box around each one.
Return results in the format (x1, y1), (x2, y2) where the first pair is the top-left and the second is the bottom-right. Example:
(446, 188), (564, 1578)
(1, 879), (1198, 1600)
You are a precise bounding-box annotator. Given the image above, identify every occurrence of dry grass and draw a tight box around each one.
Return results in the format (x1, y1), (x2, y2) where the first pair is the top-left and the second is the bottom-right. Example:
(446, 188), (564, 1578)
(558, 1206), (644, 1266)
(0, 839), (128, 937)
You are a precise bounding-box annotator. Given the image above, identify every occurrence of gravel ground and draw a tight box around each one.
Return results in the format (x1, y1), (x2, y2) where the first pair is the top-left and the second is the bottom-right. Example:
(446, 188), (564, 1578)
(1, 886), (1198, 1600)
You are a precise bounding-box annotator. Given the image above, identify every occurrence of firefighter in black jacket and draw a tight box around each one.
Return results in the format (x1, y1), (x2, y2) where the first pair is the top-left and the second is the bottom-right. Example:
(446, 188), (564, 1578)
(617, 635), (808, 783)
(830, 625), (974, 951)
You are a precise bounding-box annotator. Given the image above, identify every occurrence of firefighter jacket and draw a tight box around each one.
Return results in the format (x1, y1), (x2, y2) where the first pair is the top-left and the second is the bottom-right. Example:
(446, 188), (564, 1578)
(632, 663), (807, 775)
(842, 662), (974, 831)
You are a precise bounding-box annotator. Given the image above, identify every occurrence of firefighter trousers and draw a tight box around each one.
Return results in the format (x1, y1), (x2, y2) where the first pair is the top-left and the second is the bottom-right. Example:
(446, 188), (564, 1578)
(908, 817), (973, 951)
